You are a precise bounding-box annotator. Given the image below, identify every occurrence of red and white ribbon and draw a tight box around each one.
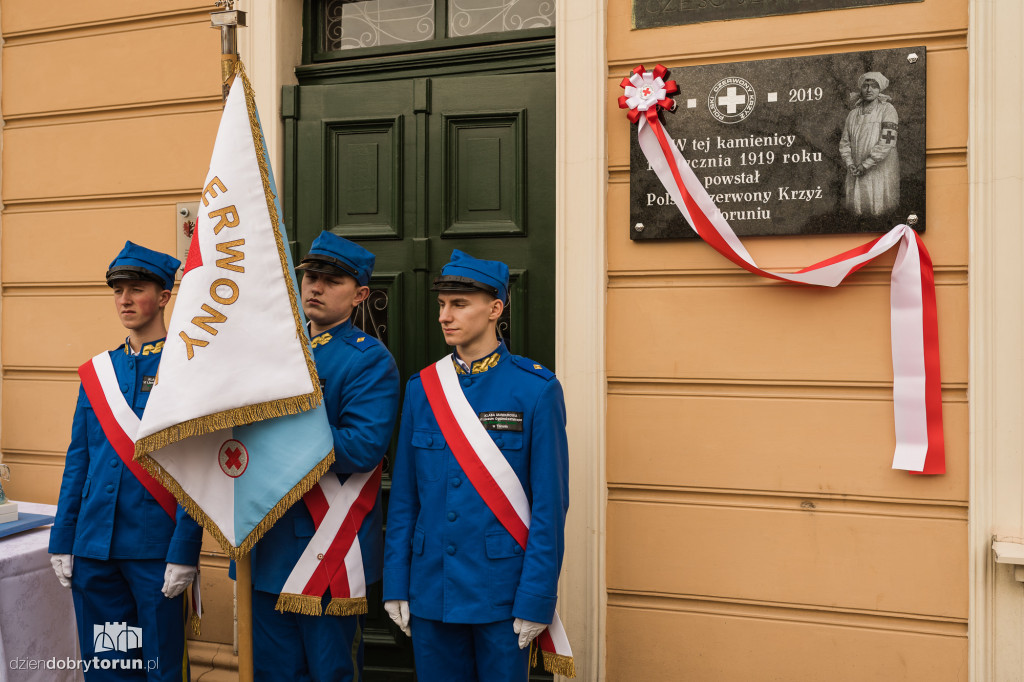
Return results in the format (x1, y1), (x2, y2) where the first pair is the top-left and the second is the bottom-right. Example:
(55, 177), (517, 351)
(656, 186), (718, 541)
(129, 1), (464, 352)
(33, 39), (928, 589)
(421, 357), (575, 676)
(621, 64), (944, 474)
(78, 353), (179, 516)
(276, 466), (381, 615)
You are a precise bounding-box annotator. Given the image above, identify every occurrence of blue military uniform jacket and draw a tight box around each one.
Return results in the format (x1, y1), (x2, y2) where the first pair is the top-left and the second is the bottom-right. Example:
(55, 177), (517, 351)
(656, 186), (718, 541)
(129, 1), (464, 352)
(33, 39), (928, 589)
(49, 340), (203, 565)
(383, 343), (569, 625)
(251, 319), (400, 593)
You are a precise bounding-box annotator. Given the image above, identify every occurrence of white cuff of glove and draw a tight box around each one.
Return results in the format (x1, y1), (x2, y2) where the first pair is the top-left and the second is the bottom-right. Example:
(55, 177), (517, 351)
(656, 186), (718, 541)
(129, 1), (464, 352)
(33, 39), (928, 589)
(384, 599), (411, 637)
(50, 554), (73, 588)
(513, 618), (547, 650)
(161, 563), (197, 599)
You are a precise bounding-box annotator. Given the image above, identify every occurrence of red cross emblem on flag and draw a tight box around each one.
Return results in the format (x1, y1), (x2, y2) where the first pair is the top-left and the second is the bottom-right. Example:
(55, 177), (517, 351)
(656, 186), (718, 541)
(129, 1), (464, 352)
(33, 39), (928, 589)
(218, 439), (249, 478)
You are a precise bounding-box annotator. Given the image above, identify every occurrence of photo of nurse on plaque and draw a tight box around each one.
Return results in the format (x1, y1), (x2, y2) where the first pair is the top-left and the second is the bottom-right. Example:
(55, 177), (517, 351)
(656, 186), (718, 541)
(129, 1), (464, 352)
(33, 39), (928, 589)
(840, 71), (900, 217)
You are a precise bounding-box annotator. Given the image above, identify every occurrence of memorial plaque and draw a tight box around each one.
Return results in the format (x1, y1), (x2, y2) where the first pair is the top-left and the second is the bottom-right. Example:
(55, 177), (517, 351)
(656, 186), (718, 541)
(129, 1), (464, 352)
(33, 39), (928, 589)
(630, 46), (926, 240)
(634, 0), (924, 30)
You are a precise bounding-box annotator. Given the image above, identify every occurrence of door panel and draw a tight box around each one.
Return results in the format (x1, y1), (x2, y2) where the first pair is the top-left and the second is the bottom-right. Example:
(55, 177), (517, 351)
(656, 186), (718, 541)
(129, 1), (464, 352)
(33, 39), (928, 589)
(425, 73), (555, 366)
(294, 81), (416, 243)
(325, 116), (405, 238)
(288, 71), (554, 681)
(442, 110), (526, 237)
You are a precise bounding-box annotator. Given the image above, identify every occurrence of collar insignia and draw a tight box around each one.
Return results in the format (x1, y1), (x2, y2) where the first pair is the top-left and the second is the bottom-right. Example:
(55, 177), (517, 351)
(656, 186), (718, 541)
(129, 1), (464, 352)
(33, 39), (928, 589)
(141, 341), (164, 356)
(311, 332), (333, 349)
(124, 339), (164, 356)
(454, 350), (501, 375)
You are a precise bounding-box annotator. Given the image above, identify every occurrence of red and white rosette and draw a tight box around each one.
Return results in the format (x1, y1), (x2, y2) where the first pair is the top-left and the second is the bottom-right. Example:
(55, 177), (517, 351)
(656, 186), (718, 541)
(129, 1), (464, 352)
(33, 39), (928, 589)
(621, 64), (945, 474)
(618, 64), (679, 124)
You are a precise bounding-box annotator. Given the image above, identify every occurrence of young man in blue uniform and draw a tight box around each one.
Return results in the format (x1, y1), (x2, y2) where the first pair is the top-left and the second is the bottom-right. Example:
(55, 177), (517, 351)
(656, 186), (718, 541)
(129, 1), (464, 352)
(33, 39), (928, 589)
(249, 231), (400, 681)
(49, 241), (203, 681)
(383, 250), (570, 682)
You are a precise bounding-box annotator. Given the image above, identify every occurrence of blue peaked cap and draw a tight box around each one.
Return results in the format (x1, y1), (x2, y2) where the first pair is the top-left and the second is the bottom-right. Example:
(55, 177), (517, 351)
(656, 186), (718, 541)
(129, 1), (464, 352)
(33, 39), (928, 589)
(106, 241), (180, 291)
(296, 231), (375, 286)
(432, 249), (509, 303)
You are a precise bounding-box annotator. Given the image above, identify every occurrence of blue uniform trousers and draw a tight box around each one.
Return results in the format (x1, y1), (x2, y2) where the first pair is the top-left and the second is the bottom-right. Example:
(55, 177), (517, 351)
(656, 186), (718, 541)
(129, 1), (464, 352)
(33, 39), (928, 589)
(410, 616), (530, 682)
(71, 557), (188, 682)
(252, 589), (364, 682)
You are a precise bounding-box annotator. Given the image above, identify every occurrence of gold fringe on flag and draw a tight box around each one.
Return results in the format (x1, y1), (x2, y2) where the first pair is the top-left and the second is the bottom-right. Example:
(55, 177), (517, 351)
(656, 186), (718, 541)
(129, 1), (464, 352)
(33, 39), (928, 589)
(134, 445), (335, 560)
(133, 61), (327, 463)
(541, 651), (577, 678)
(275, 593), (323, 616)
(325, 597), (368, 617)
(236, 61), (322, 405)
(134, 391), (321, 459)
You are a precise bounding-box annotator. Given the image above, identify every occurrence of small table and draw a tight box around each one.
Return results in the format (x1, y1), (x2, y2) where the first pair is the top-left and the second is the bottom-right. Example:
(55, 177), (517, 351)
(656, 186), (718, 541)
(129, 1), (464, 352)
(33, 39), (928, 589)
(0, 502), (83, 682)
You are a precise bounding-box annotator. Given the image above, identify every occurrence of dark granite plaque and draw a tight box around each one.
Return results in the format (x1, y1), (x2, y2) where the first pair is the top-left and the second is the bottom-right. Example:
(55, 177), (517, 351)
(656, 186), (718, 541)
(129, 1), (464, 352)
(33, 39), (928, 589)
(634, 0), (923, 29)
(630, 46), (926, 240)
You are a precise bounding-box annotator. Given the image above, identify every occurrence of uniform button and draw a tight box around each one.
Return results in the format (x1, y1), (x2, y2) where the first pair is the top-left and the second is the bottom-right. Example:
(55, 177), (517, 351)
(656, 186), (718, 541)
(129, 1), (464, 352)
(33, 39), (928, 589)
(427, 436), (434, 446)
(495, 438), (505, 448)
(105, 484), (114, 493)
(121, 384), (129, 393)
(109, 459), (118, 468)
(447, 511), (457, 522)
(514, 545), (522, 555)
(461, 377), (472, 387)
(451, 477), (462, 488)
(128, 359), (135, 369)
(445, 545), (456, 555)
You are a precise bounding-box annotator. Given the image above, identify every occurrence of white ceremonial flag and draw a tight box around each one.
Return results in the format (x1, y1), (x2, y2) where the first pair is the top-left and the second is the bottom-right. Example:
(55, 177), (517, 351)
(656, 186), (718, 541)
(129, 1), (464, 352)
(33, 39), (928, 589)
(134, 64), (334, 558)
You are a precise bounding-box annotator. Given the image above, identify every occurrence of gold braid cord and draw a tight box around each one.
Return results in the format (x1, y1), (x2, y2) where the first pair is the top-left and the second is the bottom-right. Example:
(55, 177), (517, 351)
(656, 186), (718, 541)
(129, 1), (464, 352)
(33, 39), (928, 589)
(132, 59), (332, 558)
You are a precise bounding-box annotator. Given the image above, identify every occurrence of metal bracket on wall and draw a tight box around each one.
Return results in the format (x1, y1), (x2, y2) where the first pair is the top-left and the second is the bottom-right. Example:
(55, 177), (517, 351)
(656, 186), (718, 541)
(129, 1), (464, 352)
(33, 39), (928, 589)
(992, 537), (1024, 582)
(175, 202), (200, 280)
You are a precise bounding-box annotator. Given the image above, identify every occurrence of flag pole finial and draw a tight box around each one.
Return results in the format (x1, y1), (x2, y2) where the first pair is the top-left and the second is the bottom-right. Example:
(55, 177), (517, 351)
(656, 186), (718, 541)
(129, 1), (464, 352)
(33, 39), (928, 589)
(210, 2), (247, 102)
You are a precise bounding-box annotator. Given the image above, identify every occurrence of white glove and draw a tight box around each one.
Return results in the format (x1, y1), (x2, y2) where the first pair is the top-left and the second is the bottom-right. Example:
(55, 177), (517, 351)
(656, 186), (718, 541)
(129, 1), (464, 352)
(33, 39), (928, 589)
(513, 618), (547, 650)
(161, 563), (197, 599)
(50, 554), (73, 588)
(384, 599), (411, 637)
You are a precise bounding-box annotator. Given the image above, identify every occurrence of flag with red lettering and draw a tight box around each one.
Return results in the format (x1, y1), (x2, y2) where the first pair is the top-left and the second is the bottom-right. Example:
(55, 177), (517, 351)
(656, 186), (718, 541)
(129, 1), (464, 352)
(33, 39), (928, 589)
(133, 63), (334, 558)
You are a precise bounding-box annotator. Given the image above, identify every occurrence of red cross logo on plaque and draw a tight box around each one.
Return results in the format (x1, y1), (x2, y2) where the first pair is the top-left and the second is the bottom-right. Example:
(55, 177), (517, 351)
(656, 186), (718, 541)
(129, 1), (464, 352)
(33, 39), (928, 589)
(218, 439), (249, 478)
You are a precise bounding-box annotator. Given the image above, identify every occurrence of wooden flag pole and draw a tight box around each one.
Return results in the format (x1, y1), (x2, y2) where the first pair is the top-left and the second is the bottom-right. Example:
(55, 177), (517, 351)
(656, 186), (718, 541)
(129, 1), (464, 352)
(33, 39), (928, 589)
(210, 4), (251, 680)
(235, 555), (255, 681)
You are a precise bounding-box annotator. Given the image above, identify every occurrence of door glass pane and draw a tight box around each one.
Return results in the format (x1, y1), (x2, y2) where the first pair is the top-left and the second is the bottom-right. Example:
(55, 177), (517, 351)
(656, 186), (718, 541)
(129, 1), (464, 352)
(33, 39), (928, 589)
(448, 0), (554, 37)
(323, 0), (435, 51)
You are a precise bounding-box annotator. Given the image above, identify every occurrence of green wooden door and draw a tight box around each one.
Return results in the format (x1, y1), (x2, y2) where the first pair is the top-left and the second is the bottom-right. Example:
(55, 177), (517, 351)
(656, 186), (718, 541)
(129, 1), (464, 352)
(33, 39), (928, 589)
(284, 71), (555, 680)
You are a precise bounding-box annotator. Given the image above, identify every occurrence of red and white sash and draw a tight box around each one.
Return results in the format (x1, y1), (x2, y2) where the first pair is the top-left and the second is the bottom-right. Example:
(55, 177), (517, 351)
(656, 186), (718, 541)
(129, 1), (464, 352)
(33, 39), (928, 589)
(275, 465), (381, 616)
(79, 352), (177, 518)
(420, 356), (575, 678)
(78, 351), (201, 629)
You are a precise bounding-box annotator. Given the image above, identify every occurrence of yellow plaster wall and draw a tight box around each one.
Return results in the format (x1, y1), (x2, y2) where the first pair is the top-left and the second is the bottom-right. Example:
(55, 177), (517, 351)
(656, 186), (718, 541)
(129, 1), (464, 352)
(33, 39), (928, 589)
(605, 0), (969, 678)
(0, 1), (235, 659)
